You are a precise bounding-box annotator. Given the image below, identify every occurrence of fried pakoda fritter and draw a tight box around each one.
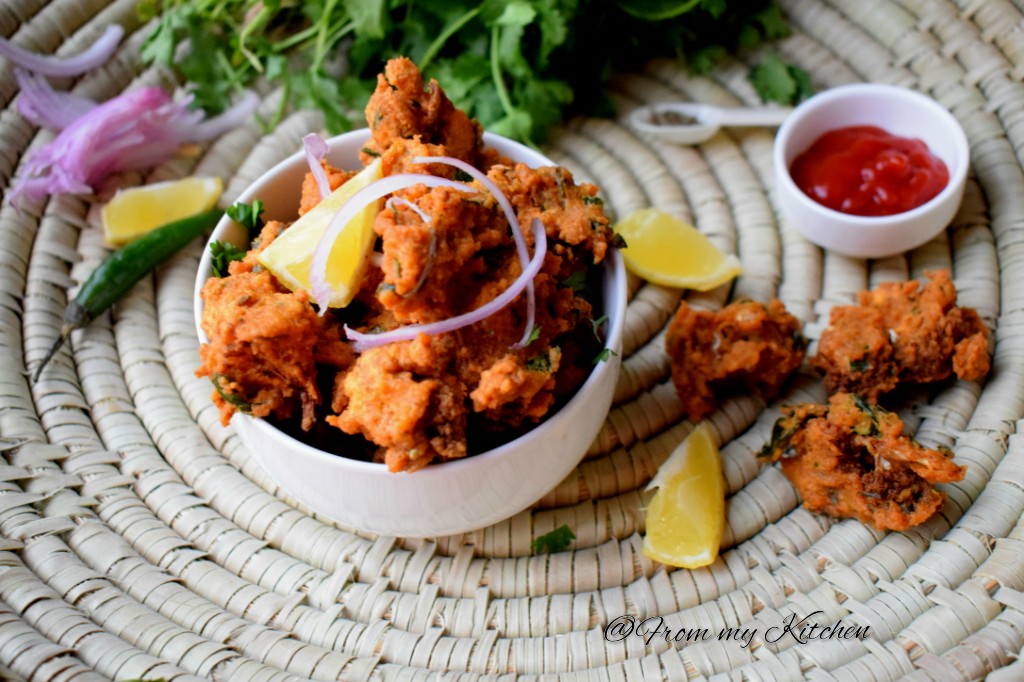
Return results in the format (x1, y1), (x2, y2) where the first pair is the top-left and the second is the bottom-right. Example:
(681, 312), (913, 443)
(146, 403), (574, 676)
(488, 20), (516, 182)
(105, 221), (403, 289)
(665, 299), (807, 421)
(197, 269), (323, 430)
(761, 393), (965, 531)
(361, 57), (483, 167)
(812, 270), (990, 402)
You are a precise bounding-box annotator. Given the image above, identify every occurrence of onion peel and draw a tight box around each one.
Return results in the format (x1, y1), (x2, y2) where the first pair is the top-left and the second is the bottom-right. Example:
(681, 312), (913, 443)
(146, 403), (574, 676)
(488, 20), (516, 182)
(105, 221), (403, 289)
(0, 24), (123, 77)
(302, 133), (331, 201)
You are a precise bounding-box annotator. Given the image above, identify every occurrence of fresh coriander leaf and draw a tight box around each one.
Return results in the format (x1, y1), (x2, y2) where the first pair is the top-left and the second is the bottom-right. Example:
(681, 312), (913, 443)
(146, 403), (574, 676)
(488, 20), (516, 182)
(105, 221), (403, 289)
(589, 314), (609, 341)
(526, 351), (552, 372)
(428, 53), (490, 107)
(525, 326), (542, 346)
(531, 524), (575, 554)
(212, 374), (251, 412)
(592, 348), (618, 365)
(751, 4), (792, 40)
(535, 1), (571, 67)
(789, 64), (814, 102)
(342, 0), (387, 39)
(139, 7), (182, 66)
(619, 0), (703, 21)
(227, 200), (265, 233)
(209, 241), (247, 278)
(490, 108), (534, 144)
(136, 0), (160, 22)
(749, 53), (813, 105)
(494, 1), (537, 28)
(689, 44), (727, 75)
(561, 270), (588, 292)
(749, 54), (795, 103)
(700, 0), (728, 19)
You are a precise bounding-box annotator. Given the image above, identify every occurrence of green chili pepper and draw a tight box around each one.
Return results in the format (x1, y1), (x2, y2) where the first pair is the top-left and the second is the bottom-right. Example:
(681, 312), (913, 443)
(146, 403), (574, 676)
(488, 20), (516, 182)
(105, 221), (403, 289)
(34, 208), (223, 381)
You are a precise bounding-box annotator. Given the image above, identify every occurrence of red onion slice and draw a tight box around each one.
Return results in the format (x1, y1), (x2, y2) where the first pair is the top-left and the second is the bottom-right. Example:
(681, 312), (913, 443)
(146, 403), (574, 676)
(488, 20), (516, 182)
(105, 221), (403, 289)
(309, 173), (478, 310)
(0, 24), (123, 77)
(189, 91), (260, 141)
(385, 196), (436, 295)
(15, 69), (96, 130)
(303, 133), (331, 201)
(8, 84), (259, 207)
(345, 219), (547, 352)
(412, 155), (536, 348)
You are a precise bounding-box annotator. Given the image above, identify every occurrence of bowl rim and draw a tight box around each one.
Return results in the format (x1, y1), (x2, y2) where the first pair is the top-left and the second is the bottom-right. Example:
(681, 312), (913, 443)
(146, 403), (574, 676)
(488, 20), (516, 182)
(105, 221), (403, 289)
(772, 82), (970, 228)
(194, 128), (628, 477)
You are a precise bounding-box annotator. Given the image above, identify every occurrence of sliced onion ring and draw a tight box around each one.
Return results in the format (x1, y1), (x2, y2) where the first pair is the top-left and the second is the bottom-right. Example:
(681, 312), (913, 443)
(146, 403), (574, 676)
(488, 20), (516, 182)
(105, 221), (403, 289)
(413, 155), (536, 348)
(15, 68), (96, 130)
(303, 133), (331, 200)
(345, 219), (547, 352)
(0, 24), (124, 77)
(309, 173), (477, 310)
(385, 196), (436, 295)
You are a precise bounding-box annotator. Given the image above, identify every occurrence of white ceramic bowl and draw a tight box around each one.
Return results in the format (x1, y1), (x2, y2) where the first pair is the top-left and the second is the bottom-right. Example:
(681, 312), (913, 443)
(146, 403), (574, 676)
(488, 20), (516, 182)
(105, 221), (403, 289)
(773, 83), (969, 258)
(194, 130), (626, 537)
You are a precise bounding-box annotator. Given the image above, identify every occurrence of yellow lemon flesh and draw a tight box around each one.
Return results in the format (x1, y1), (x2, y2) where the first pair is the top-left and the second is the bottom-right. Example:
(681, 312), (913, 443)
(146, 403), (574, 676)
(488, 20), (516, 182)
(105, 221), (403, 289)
(614, 207), (743, 290)
(642, 422), (725, 568)
(101, 176), (223, 246)
(257, 158), (383, 308)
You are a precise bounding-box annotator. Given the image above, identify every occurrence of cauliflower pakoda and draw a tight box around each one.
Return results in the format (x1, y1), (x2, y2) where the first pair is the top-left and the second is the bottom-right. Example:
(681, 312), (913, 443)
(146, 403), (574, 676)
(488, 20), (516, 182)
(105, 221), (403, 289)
(812, 270), (990, 402)
(761, 392), (965, 531)
(666, 299), (807, 421)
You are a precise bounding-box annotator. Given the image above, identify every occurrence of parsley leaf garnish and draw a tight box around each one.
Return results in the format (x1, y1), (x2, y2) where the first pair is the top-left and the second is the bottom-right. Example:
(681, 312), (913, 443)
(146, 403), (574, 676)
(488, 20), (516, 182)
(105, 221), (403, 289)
(531, 524), (575, 554)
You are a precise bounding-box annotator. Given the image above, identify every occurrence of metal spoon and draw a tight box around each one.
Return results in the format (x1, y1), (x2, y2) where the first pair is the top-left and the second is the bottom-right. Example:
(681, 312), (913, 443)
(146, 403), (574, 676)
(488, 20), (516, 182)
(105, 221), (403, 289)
(629, 102), (792, 144)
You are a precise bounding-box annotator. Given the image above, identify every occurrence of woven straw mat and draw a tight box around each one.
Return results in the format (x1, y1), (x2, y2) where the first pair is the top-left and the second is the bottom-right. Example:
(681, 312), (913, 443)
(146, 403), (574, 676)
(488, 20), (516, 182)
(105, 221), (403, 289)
(3, 0), (1024, 680)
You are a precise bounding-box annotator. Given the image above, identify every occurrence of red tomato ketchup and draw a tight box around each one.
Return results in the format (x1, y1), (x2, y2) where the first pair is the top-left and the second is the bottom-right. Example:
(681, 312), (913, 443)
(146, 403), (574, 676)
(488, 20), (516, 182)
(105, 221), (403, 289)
(789, 126), (949, 216)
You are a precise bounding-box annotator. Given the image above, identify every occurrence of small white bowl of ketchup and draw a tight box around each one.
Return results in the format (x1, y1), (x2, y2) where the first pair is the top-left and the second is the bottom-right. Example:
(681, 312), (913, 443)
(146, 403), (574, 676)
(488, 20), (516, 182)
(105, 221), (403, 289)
(773, 83), (969, 258)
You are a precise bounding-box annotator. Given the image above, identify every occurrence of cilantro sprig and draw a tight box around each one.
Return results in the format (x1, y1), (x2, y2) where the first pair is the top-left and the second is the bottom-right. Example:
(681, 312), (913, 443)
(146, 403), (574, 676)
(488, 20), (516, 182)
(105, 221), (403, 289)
(140, 1), (808, 144)
(532, 524), (575, 554)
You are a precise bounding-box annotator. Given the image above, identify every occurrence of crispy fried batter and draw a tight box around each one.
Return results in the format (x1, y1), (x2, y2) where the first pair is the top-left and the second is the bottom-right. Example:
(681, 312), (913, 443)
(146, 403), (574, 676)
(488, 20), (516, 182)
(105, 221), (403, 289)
(362, 56), (483, 166)
(812, 270), (990, 401)
(196, 270), (322, 430)
(328, 334), (467, 472)
(299, 162), (357, 215)
(762, 393), (965, 531)
(665, 299), (806, 421)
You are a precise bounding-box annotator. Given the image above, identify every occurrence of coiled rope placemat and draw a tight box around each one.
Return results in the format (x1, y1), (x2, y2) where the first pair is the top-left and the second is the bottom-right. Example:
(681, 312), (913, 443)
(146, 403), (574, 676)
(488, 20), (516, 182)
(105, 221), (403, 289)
(0, 0), (1022, 679)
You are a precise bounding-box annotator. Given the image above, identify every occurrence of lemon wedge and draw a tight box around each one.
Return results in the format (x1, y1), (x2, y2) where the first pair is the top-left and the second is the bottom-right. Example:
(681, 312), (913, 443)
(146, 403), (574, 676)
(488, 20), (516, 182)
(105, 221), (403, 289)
(102, 176), (223, 246)
(257, 158), (383, 308)
(642, 422), (725, 568)
(614, 207), (743, 290)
